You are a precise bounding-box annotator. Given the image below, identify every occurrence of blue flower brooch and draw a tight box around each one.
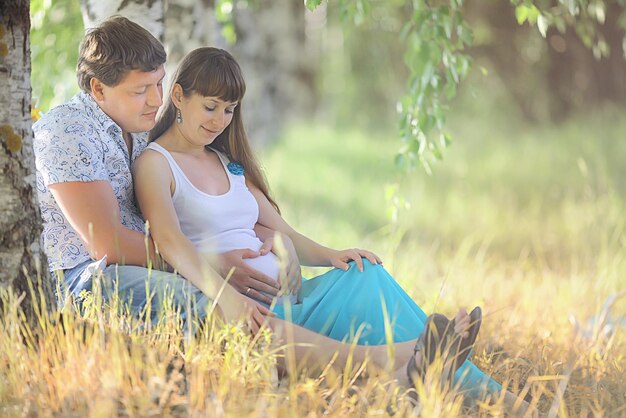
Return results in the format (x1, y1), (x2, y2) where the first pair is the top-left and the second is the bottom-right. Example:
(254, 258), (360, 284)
(227, 162), (244, 176)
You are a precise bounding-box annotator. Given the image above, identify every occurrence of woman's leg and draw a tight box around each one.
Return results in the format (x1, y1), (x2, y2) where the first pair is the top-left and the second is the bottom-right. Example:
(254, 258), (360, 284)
(266, 314), (419, 382)
(275, 260), (505, 398)
(265, 309), (504, 394)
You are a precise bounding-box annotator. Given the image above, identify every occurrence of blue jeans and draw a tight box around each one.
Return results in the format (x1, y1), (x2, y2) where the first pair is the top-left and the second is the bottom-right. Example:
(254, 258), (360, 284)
(56, 261), (210, 328)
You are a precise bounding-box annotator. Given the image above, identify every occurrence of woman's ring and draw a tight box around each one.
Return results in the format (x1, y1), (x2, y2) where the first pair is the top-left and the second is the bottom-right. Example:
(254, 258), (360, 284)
(246, 287), (251, 295)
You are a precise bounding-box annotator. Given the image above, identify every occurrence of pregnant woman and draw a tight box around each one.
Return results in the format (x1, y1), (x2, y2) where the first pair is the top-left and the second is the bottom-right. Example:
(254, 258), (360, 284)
(132, 47), (524, 406)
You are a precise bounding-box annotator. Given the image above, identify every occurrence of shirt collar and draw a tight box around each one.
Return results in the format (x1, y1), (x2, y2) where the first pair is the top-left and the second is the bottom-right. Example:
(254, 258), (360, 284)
(77, 91), (120, 134)
(76, 91), (149, 160)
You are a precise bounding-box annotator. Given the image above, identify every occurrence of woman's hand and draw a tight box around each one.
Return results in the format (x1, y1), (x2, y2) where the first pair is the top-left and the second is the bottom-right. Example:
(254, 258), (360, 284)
(213, 249), (280, 304)
(329, 248), (382, 272)
(219, 289), (275, 335)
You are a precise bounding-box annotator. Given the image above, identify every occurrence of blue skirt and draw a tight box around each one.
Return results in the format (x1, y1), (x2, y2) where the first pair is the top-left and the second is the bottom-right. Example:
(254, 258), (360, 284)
(272, 260), (502, 399)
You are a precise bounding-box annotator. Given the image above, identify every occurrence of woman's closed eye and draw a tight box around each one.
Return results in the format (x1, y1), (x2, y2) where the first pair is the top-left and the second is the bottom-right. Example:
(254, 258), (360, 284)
(204, 106), (236, 114)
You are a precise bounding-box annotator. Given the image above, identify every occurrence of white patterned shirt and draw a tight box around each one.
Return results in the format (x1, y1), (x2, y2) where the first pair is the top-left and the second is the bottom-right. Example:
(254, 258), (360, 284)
(33, 92), (148, 271)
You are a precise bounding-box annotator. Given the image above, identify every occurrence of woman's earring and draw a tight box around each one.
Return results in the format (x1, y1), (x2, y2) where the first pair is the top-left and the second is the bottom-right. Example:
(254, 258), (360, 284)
(176, 108), (182, 124)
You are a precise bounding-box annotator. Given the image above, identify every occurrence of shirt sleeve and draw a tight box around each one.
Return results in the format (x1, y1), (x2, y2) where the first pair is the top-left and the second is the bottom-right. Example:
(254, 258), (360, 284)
(33, 110), (109, 186)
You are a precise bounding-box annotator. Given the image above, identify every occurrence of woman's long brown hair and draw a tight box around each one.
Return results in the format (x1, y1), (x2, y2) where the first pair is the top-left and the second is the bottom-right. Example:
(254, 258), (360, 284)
(149, 47), (279, 212)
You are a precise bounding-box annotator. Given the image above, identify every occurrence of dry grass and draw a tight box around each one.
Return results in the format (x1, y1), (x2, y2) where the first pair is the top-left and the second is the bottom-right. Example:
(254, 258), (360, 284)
(1, 254), (623, 417)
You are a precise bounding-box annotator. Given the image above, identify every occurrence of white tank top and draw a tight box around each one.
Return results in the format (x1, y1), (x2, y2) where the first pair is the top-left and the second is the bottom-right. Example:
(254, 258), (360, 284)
(145, 142), (280, 283)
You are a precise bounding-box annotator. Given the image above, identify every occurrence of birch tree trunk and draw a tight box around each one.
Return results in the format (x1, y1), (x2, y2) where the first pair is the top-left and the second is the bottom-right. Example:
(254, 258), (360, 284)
(80, 0), (164, 40)
(0, 1), (51, 309)
(164, 0), (225, 77)
(232, 0), (317, 146)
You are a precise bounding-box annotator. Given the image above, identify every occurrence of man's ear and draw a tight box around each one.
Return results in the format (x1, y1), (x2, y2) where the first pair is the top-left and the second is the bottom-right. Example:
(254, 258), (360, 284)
(90, 78), (106, 102)
(171, 83), (184, 107)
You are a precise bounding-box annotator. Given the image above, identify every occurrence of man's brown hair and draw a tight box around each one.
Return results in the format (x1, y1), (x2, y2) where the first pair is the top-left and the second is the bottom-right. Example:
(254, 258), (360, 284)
(76, 15), (166, 92)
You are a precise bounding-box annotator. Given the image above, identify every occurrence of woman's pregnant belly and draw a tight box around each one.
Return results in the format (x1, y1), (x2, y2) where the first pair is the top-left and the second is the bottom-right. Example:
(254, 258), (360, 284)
(216, 231), (281, 282)
(242, 252), (280, 282)
(243, 253), (295, 305)
(213, 231), (293, 304)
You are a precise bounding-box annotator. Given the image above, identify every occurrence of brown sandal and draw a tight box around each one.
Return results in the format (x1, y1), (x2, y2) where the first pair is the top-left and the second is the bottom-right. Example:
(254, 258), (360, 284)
(406, 308), (482, 390)
(447, 306), (482, 373)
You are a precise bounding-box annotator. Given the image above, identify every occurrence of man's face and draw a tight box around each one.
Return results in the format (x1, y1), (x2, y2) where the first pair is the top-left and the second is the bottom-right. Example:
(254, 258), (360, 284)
(92, 65), (165, 134)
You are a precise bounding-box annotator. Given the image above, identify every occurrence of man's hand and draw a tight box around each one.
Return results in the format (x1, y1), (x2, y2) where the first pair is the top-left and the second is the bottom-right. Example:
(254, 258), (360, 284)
(215, 249), (280, 304)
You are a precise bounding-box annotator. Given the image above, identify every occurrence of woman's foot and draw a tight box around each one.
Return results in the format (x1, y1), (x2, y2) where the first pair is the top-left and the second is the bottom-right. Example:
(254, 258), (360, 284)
(452, 308), (471, 339)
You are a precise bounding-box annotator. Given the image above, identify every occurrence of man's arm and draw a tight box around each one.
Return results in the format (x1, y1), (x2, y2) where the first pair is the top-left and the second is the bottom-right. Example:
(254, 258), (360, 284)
(49, 180), (157, 266)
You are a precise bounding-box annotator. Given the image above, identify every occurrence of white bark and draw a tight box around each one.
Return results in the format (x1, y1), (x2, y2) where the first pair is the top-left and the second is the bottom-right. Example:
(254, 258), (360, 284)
(0, 1), (49, 301)
(164, 0), (225, 62)
(81, 0), (164, 40)
(232, 0), (317, 146)
(163, 0), (226, 85)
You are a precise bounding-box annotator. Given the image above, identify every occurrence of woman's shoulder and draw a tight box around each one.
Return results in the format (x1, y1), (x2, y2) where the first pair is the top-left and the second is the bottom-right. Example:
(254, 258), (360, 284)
(133, 143), (171, 173)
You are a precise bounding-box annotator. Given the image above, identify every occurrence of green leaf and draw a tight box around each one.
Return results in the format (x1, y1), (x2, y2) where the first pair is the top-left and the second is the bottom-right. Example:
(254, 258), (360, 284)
(515, 5), (529, 24)
(444, 18), (453, 38)
(457, 55), (470, 78)
(597, 38), (609, 57)
(537, 14), (549, 38)
(399, 21), (414, 40)
(448, 64), (459, 84)
(515, 4), (539, 25)
(526, 5), (540, 25)
(457, 24), (473, 46)
(394, 153), (405, 169)
(554, 16), (567, 33)
(434, 105), (445, 130)
(444, 79), (457, 99)
(305, 0), (323, 12)
(566, 0), (579, 16)
(591, 2), (606, 24)
(440, 133), (452, 148)
(432, 145), (443, 161)
(409, 137), (422, 154)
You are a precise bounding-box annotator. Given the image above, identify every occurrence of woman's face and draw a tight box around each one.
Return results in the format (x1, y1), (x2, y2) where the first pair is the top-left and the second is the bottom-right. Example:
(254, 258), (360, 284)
(176, 91), (237, 146)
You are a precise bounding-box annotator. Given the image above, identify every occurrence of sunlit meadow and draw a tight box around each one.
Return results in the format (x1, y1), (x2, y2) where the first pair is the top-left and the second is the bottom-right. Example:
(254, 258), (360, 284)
(1, 95), (624, 416)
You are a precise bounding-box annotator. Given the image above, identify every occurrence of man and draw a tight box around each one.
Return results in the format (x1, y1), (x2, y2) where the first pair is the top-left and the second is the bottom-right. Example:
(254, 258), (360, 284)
(33, 16), (286, 317)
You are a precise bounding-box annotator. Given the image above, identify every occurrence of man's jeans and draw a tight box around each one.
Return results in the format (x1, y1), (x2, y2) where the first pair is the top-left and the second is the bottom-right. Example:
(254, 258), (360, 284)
(55, 260), (210, 329)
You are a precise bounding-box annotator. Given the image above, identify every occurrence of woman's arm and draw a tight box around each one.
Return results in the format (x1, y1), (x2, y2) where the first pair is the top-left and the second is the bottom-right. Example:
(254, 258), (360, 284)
(133, 151), (273, 332)
(247, 181), (382, 272)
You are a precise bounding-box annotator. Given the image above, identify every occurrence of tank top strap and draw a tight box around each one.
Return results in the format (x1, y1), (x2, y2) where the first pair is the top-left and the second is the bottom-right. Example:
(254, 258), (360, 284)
(210, 147), (247, 185)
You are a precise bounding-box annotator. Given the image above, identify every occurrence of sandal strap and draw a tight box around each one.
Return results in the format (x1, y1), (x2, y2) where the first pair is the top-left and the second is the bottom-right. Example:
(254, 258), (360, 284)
(413, 338), (424, 354)
(407, 314), (448, 387)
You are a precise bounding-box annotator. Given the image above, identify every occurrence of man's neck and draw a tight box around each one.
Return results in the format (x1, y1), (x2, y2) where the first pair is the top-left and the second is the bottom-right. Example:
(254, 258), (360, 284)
(123, 131), (133, 156)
